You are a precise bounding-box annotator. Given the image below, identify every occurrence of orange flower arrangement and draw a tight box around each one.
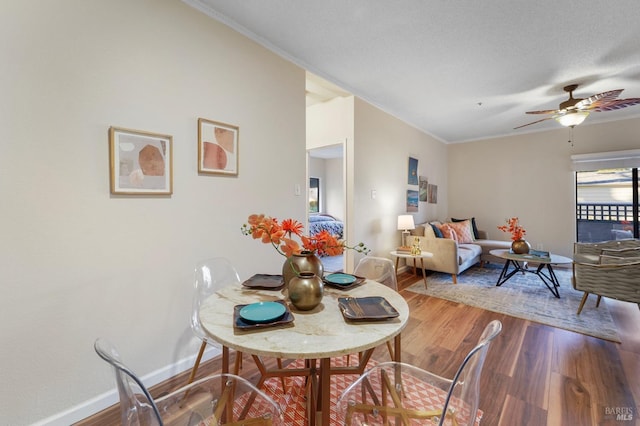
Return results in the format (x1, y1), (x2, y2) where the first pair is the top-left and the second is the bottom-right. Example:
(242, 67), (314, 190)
(497, 217), (526, 241)
(241, 214), (369, 257)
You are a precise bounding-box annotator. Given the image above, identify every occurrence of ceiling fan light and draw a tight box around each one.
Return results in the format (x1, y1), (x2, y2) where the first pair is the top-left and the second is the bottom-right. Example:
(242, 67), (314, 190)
(556, 110), (590, 127)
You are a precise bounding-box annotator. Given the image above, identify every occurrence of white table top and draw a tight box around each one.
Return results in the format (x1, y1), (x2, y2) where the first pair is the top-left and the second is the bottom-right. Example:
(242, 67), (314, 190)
(390, 250), (434, 259)
(199, 280), (409, 359)
(489, 249), (572, 264)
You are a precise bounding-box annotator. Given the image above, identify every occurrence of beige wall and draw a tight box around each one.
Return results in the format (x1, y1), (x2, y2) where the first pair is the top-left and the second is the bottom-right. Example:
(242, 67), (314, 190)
(308, 156), (344, 219)
(352, 98), (448, 264)
(324, 157), (345, 219)
(306, 96), (354, 148)
(306, 96), (449, 272)
(448, 118), (640, 257)
(1, 1), (306, 424)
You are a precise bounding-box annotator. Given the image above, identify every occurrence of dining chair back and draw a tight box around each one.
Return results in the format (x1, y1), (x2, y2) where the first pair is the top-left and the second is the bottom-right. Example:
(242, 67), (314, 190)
(186, 258), (243, 387)
(351, 256), (399, 361)
(353, 256), (397, 290)
(95, 338), (161, 425)
(94, 338), (284, 426)
(191, 257), (241, 345)
(336, 320), (502, 426)
(188, 257), (286, 392)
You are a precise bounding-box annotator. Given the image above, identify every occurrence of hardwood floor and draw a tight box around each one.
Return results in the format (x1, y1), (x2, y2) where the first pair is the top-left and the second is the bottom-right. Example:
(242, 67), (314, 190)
(78, 271), (640, 425)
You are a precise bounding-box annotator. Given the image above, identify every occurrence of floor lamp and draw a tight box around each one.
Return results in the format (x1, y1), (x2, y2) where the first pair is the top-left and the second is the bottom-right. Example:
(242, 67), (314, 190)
(397, 215), (415, 247)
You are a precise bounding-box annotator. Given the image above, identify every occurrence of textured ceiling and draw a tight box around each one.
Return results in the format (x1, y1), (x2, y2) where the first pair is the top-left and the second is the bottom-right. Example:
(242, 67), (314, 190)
(184, 0), (640, 143)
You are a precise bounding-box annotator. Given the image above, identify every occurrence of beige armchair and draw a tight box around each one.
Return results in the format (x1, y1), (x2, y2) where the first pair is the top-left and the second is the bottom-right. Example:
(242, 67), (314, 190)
(572, 240), (640, 314)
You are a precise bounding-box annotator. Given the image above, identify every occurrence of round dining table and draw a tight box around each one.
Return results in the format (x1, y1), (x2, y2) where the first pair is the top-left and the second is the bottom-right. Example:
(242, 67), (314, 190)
(199, 279), (410, 425)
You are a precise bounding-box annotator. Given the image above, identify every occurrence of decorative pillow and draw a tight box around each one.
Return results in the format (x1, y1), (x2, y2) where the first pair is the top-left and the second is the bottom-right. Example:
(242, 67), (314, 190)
(446, 220), (475, 244)
(451, 217), (480, 239)
(430, 223), (443, 238)
(437, 223), (458, 242)
(410, 225), (425, 237)
(421, 224), (436, 239)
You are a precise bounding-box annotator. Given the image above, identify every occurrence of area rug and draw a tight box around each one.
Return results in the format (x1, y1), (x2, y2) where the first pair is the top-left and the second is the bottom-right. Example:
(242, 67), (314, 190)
(258, 356), (481, 425)
(406, 264), (621, 343)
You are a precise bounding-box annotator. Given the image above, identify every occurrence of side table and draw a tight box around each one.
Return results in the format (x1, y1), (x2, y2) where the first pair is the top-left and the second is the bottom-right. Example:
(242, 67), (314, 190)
(390, 250), (434, 288)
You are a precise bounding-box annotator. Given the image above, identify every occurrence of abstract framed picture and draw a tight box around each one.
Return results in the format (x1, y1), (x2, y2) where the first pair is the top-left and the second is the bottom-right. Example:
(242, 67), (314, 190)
(198, 118), (239, 175)
(408, 157), (418, 185)
(428, 183), (438, 204)
(419, 176), (428, 201)
(407, 189), (419, 212)
(109, 127), (173, 195)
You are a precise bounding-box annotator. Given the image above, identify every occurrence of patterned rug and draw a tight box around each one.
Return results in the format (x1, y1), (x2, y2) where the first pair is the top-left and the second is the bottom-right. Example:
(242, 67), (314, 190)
(258, 357), (481, 425)
(406, 263), (620, 342)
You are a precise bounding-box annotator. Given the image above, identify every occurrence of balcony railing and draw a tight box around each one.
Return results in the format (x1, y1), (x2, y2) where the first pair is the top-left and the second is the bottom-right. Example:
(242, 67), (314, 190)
(576, 203), (634, 222)
(577, 203), (637, 242)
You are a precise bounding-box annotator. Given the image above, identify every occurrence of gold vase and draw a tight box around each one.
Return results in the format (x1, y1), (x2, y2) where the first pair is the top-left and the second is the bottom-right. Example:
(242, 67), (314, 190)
(511, 239), (531, 254)
(282, 251), (324, 290)
(288, 272), (324, 311)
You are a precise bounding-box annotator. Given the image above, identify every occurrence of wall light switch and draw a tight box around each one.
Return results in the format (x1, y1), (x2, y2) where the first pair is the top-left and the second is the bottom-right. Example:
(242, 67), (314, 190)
(294, 184), (301, 196)
(371, 190), (377, 199)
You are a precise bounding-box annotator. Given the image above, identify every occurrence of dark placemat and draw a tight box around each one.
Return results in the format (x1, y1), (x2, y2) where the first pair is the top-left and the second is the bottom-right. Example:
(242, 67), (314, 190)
(338, 296), (399, 321)
(241, 274), (285, 290)
(233, 300), (294, 331)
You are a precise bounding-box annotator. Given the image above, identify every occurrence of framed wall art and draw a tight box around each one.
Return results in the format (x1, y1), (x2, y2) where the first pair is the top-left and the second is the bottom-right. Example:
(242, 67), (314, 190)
(419, 176), (428, 201)
(109, 126), (173, 195)
(407, 157), (418, 185)
(198, 118), (239, 175)
(428, 183), (438, 204)
(406, 189), (419, 212)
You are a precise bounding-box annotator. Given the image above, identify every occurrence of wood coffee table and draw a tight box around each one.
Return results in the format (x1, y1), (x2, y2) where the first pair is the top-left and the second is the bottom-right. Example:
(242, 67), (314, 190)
(489, 249), (572, 298)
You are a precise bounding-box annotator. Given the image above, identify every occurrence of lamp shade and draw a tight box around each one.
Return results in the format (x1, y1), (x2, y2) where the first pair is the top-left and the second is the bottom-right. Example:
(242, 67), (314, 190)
(397, 215), (415, 231)
(556, 110), (589, 127)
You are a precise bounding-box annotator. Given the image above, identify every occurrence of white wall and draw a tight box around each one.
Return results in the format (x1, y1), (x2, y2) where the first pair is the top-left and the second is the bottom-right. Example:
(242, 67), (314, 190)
(308, 155), (344, 218)
(324, 157), (345, 219)
(448, 118), (640, 257)
(308, 156), (326, 213)
(306, 96), (354, 149)
(352, 98), (448, 265)
(0, 1), (306, 424)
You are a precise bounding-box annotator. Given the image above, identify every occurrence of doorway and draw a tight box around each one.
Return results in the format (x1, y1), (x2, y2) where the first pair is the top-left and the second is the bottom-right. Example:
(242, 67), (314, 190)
(308, 144), (346, 272)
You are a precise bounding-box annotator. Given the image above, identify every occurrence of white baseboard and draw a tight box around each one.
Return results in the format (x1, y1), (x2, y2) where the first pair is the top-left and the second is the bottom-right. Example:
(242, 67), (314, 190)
(32, 346), (221, 426)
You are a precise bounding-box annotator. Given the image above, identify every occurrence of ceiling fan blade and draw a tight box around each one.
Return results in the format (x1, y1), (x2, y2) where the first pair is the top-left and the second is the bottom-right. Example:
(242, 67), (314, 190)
(525, 108), (560, 115)
(513, 116), (554, 129)
(591, 97), (640, 112)
(575, 89), (623, 110)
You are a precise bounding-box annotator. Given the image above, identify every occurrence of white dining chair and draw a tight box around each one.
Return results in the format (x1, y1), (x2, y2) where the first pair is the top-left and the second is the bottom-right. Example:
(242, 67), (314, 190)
(94, 338), (284, 425)
(336, 320), (502, 426)
(352, 256), (398, 360)
(186, 257), (286, 392)
(354, 256), (398, 290)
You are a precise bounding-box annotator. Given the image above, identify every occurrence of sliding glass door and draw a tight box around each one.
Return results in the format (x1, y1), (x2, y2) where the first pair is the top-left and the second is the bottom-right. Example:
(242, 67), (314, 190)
(576, 168), (639, 242)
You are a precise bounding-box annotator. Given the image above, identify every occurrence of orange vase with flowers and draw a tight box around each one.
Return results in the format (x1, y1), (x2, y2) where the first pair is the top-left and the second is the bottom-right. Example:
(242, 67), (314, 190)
(242, 214), (369, 308)
(497, 217), (530, 254)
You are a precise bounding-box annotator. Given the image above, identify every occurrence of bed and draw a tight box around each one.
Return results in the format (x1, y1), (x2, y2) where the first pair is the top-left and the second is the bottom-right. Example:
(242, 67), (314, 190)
(309, 214), (344, 239)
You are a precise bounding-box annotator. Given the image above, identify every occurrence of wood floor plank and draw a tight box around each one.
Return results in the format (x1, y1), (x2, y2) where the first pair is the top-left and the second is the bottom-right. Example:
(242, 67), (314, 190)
(618, 348), (640, 408)
(499, 394), (548, 426)
(507, 323), (554, 410)
(547, 372), (593, 426)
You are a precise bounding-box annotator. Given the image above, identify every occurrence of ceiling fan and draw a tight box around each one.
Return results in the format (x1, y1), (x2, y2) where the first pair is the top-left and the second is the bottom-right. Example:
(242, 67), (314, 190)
(514, 84), (640, 129)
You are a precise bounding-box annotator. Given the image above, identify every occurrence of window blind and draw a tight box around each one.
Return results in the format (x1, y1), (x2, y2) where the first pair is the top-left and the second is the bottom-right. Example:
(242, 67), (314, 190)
(571, 149), (640, 171)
